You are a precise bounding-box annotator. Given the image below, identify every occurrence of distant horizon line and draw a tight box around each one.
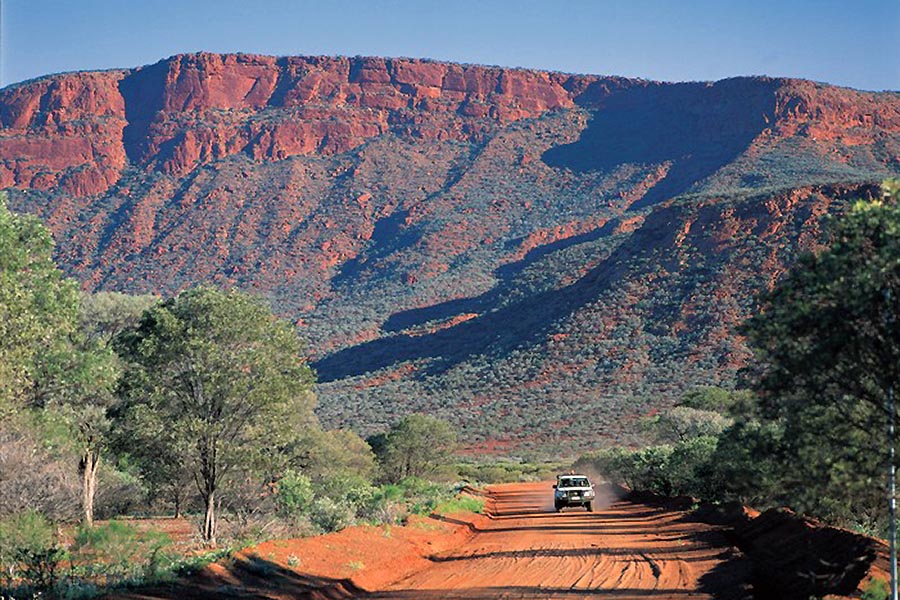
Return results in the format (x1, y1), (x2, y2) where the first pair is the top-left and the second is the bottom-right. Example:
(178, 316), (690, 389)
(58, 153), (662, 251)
(3, 50), (897, 95)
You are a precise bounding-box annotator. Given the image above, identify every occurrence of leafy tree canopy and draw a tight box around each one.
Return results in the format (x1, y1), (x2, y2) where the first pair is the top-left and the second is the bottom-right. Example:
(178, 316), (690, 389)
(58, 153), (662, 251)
(377, 414), (457, 482)
(0, 196), (78, 410)
(116, 286), (316, 544)
(740, 179), (900, 522)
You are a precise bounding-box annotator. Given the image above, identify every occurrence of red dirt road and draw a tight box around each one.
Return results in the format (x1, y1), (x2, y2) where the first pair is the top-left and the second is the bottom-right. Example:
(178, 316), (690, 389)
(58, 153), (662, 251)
(368, 482), (751, 599)
(117, 482), (755, 600)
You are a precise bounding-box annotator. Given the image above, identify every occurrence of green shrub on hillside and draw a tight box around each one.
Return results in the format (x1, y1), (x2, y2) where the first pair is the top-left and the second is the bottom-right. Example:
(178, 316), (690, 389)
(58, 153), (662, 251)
(309, 497), (356, 533)
(373, 415), (458, 483)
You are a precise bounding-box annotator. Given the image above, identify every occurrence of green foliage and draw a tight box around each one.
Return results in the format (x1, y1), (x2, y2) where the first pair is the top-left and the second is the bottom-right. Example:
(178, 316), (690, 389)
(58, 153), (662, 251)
(275, 470), (315, 516)
(115, 286), (316, 543)
(377, 414), (457, 482)
(295, 428), (377, 481)
(29, 319), (128, 526)
(309, 497), (356, 533)
(0, 511), (231, 597)
(276, 472), (476, 530)
(861, 577), (890, 600)
(578, 437), (718, 498)
(0, 510), (64, 594)
(169, 547), (234, 577)
(678, 386), (754, 416)
(72, 520), (173, 584)
(0, 510), (58, 567)
(645, 406), (731, 444)
(392, 477), (446, 515)
(0, 194), (79, 411)
(0, 260), (156, 527)
(433, 495), (485, 515)
(666, 436), (719, 498)
(78, 291), (158, 343)
(357, 484), (407, 525)
(629, 445), (676, 496)
(739, 180), (900, 523)
(315, 471), (376, 508)
(700, 418), (784, 507)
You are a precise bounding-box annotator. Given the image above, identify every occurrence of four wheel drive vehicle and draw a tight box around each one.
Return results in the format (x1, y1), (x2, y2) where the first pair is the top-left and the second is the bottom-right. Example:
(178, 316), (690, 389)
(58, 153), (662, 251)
(553, 474), (595, 512)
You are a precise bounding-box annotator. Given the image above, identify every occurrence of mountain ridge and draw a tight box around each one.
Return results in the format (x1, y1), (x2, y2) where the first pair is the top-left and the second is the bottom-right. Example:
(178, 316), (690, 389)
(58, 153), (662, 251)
(8, 50), (894, 94)
(3, 52), (897, 196)
(2, 53), (899, 453)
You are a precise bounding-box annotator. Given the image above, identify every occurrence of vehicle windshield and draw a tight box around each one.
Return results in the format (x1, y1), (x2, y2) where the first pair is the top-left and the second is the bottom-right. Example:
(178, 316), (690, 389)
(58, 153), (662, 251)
(559, 477), (590, 487)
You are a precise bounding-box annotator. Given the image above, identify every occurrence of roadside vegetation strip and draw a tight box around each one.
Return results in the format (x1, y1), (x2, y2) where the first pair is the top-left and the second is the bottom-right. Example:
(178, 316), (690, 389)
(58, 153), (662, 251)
(433, 492), (487, 516)
(106, 496), (490, 599)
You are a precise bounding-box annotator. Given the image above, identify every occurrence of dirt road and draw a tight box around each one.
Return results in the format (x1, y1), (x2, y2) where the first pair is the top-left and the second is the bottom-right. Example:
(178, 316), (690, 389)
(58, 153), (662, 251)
(369, 482), (751, 599)
(118, 481), (757, 600)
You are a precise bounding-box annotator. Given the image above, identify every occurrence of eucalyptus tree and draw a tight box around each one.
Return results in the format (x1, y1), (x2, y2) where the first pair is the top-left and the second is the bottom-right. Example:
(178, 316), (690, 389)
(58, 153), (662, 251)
(116, 287), (315, 545)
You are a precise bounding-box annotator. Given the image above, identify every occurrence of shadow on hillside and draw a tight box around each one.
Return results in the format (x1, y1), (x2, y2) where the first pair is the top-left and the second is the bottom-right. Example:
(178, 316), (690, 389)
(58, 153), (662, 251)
(119, 61), (170, 165)
(382, 222), (617, 333)
(334, 209), (419, 287)
(315, 279), (599, 382)
(314, 218), (650, 382)
(542, 79), (778, 209)
(315, 80), (782, 383)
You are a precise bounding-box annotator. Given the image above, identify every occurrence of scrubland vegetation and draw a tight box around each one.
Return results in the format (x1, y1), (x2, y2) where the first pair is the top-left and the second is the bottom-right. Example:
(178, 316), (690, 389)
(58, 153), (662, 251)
(0, 193), (500, 597)
(581, 179), (900, 538)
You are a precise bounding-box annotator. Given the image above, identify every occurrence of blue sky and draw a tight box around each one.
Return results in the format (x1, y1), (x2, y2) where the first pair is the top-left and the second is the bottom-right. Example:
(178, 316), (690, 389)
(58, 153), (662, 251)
(2, 0), (898, 91)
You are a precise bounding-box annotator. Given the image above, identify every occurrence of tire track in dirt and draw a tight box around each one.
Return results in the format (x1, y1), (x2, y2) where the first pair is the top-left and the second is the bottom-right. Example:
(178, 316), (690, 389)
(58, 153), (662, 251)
(111, 482), (753, 600)
(367, 482), (751, 599)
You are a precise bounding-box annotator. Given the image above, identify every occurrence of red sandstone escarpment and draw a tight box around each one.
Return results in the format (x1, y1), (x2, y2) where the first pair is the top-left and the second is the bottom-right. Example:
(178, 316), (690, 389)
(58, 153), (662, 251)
(6, 53), (896, 200)
(771, 79), (900, 144)
(1, 53), (633, 192)
(0, 71), (128, 195)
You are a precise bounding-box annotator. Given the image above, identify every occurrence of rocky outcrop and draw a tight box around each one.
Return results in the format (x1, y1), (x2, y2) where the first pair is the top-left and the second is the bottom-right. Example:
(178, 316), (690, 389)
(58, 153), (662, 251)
(1, 53), (627, 190)
(4, 53), (897, 196)
(0, 71), (128, 195)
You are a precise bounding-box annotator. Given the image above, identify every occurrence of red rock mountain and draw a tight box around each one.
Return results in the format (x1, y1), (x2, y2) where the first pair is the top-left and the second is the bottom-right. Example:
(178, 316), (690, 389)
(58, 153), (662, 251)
(2, 53), (899, 452)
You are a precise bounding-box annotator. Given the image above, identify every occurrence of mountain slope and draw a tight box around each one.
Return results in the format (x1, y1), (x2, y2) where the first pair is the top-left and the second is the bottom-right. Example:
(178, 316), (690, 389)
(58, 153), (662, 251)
(2, 53), (899, 453)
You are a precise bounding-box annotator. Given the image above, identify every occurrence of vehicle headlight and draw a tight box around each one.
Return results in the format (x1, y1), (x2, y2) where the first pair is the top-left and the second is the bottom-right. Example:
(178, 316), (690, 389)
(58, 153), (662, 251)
(585, 490), (595, 497)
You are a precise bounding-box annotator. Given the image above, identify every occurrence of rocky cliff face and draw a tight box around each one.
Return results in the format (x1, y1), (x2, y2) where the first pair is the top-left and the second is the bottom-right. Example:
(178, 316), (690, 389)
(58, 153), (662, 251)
(2, 53), (899, 450)
(0, 53), (621, 192)
(6, 54), (897, 196)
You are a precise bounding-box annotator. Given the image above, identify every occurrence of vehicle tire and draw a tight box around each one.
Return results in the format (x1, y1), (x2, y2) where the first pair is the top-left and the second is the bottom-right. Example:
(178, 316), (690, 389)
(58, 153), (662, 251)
(554, 502), (562, 512)
(586, 502), (593, 512)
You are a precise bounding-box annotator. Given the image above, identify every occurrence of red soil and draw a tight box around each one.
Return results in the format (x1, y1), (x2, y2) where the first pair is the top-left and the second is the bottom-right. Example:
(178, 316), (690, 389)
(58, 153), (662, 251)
(113, 482), (763, 599)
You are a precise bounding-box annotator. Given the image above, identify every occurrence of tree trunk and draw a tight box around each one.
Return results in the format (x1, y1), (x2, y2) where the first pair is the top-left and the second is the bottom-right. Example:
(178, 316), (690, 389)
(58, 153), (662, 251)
(81, 448), (99, 527)
(173, 489), (182, 519)
(203, 488), (217, 546)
